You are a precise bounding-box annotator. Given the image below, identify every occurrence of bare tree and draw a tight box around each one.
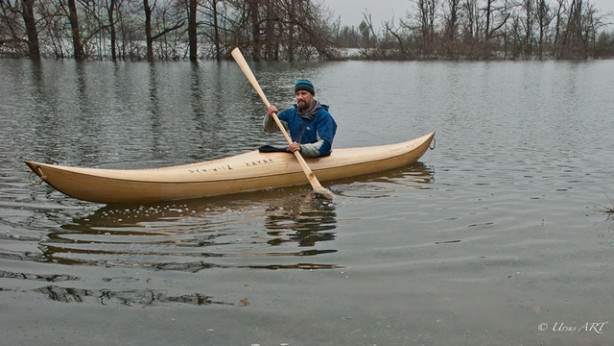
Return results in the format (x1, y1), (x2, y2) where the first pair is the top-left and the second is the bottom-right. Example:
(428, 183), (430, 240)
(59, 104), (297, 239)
(200, 0), (223, 61)
(578, 1), (608, 58)
(144, 0), (154, 60)
(521, 0), (534, 55)
(107, 0), (118, 61)
(59, 0), (84, 59)
(359, 12), (377, 49)
(143, 0), (184, 61)
(552, 0), (565, 54)
(484, 0), (511, 41)
(535, 0), (553, 58)
(1, 0), (24, 50)
(187, 0), (197, 61)
(442, 0), (461, 56)
(384, 19), (410, 56)
(21, 0), (40, 58)
(413, 0), (437, 55)
(210, 0), (222, 61)
(461, 0), (481, 56)
(248, 0), (260, 60)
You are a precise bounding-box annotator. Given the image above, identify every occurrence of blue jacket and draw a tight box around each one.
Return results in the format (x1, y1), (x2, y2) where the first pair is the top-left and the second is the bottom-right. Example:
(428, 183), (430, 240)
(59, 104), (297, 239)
(264, 102), (337, 157)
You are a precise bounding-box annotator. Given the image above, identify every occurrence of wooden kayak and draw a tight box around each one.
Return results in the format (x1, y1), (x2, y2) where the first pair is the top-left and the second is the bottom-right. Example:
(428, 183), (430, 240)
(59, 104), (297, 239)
(25, 132), (434, 204)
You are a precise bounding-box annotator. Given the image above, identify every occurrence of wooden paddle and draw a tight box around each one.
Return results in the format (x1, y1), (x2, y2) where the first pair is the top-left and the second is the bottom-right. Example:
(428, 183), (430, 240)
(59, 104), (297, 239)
(231, 47), (333, 199)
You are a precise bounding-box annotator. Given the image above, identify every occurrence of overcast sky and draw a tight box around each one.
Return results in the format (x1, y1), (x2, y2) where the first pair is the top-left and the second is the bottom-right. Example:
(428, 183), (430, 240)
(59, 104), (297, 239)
(321, 0), (614, 29)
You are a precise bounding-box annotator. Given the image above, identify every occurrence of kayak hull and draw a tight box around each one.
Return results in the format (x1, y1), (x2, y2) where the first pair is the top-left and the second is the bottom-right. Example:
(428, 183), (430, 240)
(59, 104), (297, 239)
(25, 132), (435, 203)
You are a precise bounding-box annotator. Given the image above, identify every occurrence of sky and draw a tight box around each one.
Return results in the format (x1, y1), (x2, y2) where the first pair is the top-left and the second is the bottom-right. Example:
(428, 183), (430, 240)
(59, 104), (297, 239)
(321, 0), (614, 29)
(321, 0), (411, 27)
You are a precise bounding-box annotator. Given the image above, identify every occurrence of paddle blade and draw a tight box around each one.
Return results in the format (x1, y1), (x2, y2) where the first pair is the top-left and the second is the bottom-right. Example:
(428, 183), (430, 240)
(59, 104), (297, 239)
(313, 187), (334, 200)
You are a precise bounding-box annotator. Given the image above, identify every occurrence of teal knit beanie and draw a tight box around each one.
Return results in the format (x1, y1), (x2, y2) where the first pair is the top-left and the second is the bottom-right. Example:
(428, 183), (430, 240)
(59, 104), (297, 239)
(295, 79), (315, 95)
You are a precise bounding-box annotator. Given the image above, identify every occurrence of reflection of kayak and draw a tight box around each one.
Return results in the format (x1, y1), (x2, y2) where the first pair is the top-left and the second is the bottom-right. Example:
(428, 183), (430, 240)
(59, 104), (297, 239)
(25, 132), (435, 204)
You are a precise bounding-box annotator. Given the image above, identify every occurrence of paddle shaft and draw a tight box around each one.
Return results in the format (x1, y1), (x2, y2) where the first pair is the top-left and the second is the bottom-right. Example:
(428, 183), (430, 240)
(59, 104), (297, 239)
(231, 48), (331, 198)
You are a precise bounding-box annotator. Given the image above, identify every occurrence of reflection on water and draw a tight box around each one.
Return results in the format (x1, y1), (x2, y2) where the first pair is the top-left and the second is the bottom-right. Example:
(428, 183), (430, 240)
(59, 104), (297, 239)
(34, 285), (230, 307)
(40, 191), (340, 271)
(264, 195), (337, 247)
(333, 162), (434, 198)
(0, 265), (231, 306)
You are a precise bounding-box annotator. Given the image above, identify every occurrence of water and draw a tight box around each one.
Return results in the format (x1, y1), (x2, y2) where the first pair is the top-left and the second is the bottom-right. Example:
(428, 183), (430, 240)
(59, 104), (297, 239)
(1, 58), (614, 345)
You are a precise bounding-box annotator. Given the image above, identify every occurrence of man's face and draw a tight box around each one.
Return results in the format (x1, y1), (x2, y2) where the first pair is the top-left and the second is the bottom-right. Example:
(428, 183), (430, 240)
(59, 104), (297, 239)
(295, 90), (314, 111)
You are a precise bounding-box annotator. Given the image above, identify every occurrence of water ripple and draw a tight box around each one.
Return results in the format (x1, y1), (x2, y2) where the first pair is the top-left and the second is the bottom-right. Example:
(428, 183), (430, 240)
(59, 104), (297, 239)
(35, 193), (340, 271)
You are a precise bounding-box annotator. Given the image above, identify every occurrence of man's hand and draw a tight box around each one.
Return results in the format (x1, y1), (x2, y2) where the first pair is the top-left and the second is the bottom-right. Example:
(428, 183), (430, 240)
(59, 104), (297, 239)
(287, 142), (301, 153)
(267, 105), (278, 115)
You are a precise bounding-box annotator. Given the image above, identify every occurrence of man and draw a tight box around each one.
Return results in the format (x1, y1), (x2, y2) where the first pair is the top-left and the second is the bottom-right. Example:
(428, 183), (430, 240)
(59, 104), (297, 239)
(264, 79), (337, 157)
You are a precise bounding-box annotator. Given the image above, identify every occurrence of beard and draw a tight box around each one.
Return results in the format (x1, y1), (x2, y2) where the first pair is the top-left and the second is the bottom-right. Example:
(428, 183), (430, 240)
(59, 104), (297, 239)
(297, 99), (311, 111)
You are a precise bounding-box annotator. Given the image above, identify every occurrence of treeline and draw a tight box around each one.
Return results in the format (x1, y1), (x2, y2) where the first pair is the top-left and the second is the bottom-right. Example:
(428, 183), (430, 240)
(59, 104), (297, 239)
(336, 0), (614, 59)
(0, 0), (333, 61)
(0, 0), (612, 61)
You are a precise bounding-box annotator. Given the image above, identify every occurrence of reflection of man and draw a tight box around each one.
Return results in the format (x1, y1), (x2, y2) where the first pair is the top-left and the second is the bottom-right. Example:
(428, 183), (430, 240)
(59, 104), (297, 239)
(264, 79), (337, 157)
(265, 196), (337, 247)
